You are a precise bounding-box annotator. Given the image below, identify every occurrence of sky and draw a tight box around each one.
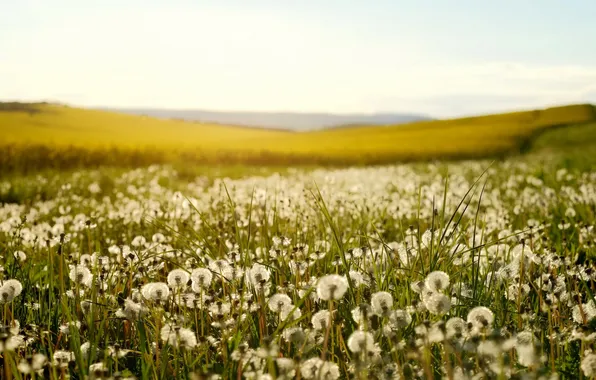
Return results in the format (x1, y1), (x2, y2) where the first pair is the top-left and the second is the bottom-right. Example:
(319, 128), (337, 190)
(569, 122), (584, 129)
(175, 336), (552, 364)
(1, 0), (596, 117)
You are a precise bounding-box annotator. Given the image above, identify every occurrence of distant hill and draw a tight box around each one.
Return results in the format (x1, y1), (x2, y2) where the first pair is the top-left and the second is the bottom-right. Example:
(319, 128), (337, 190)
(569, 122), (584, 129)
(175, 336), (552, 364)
(98, 108), (432, 131)
(2, 102), (595, 172)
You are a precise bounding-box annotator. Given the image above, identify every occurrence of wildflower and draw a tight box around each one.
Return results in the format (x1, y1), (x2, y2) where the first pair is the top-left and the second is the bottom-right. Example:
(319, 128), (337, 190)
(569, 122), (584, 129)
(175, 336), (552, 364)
(280, 304), (301, 321)
(582, 353), (596, 377)
(424, 271), (450, 292)
(0, 326), (25, 352)
(69, 265), (93, 287)
(52, 350), (75, 368)
(371, 291), (393, 316)
(282, 326), (306, 345)
(167, 269), (190, 288)
(316, 274), (348, 301)
(467, 306), (494, 332)
(18, 353), (47, 375)
(300, 357), (324, 379)
(160, 325), (197, 349)
(191, 268), (213, 290)
(0, 279), (23, 303)
(388, 309), (412, 329)
(312, 310), (331, 331)
(276, 357), (296, 378)
(351, 304), (372, 326)
(268, 293), (293, 313)
(424, 293), (451, 315)
(573, 300), (596, 324)
(347, 330), (375, 353)
(13, 250), (26, 262)
(318, 361), (341, 379)
(477, 340), (501, 357)
(248, 263), (270, 286)
(446, 317), (467, 339)
(209, 259), (234, 281)
(348, 270), (368, 287)
(89, 362), (109, 379)
(141, 282), (170, 302)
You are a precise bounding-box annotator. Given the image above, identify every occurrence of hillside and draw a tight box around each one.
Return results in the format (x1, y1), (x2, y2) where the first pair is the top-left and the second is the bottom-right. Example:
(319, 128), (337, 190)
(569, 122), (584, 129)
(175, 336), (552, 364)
(1, 102), (595, 172)
(102, 107), (432, 131)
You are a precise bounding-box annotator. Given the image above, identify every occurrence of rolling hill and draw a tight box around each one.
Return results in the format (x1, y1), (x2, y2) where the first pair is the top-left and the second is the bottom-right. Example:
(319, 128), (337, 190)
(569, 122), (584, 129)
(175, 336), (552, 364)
(1, 102), (595, 172)
(101, 107), (432, 131)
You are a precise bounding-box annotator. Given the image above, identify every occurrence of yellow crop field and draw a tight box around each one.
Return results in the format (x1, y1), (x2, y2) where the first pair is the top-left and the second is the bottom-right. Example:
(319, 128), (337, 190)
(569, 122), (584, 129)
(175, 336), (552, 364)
(1, 103), (595, 172)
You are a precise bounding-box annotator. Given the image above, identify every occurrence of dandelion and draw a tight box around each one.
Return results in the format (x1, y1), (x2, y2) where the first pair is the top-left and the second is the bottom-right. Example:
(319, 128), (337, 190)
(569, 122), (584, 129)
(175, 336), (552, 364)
(191, 268), (213, 290)
(300, 357), (324, 379)
(52, 350), (75, 368)
(348, 270), (368, 287)
(318, 361), (341, 379)
(89, 362), (109, 378)
(141, 282), (170, 302)
(371, 291), (393, 316)
(160, 325), (197, 349)
(268, 293), (293, 313)
(467, 306), (494, 332)
(424, 271), (450, 292)
(282, 327), (306, 345)
(18, 353), (47, 375)
(167, 268), (190, 288)
(209, 259), (234, 280)
(280, 304), (302, 321)
(581, 353), (596, 378)
(388, 309), (412, 329)
(312, 310), (331, 331)
(69, 265), (93, 287)
(316, 274), (348, 301)
(0, 279), (23, 303)
(248, 263), (270, 286)
(347, 330), (375, 353)
(276, 357), (296, 377)
(446, 317), (467, 339)
(351, 304), (372, 326)
(13, 250), (26, 262)
(424, 293), (451, 315)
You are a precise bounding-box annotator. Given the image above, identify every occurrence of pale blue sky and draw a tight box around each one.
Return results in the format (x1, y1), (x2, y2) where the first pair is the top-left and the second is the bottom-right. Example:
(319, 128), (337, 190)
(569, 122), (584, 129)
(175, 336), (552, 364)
(2, 0), (595, 117)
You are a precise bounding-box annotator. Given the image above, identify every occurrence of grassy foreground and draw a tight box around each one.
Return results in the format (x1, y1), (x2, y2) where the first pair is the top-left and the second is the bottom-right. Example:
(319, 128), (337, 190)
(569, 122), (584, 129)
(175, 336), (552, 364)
(1, 151), (596, 379)
(1, 103), (595, 172)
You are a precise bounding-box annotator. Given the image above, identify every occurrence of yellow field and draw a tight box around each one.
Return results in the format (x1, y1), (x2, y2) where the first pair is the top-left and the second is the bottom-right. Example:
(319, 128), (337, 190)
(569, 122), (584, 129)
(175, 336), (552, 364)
(1, 103), (595, 171)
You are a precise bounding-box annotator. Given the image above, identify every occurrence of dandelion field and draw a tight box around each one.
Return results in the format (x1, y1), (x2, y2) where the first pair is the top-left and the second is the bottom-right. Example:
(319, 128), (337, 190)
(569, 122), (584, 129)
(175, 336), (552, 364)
(2, 102), (596, 379)
(2, 141), (596, 380)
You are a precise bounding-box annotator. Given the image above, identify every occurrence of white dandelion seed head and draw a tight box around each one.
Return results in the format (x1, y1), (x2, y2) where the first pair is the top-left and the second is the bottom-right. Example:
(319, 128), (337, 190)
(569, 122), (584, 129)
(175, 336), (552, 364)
(68, 265), (93, 287)
(347, 330), (375, 353)
(248, 263), (271, 287)
(191, 268), (213, 291)
(167, 269), (190, 288)
(370, 291), (394, 316)
(311, 309), (331, 331)
(141, 282), (170, 302)
(424, 271), (450, 293)
(467, 306), (494, 331)
(316, 274), (348, 301)
(424, 293), (451, 315)
(268, 293), (293, 313)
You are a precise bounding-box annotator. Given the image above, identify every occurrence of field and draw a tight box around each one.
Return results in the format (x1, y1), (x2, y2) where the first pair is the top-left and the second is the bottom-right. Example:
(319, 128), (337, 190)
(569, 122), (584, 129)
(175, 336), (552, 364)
(1, 102), (595, 172)
(2, 104), (596, 379)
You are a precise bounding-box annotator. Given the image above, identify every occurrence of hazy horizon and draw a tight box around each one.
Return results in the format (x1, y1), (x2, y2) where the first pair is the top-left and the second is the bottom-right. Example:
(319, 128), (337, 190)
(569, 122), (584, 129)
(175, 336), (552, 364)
(2, 0), (596, 118)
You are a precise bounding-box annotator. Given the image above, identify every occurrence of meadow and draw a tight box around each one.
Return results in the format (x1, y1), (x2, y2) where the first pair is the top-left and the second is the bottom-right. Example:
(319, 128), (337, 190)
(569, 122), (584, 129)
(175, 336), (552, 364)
(2, 104), (596, 379)
(1, 102), (595, 173)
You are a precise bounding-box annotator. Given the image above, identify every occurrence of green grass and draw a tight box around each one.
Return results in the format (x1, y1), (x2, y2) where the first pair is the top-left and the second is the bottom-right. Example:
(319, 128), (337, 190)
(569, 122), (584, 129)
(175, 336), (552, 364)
(1, 103), (595, 173)
(1, 152), (596, 379)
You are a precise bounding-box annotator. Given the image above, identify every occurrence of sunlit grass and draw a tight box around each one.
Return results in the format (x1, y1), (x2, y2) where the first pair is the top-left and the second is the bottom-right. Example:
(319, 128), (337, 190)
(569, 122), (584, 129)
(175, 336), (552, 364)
(1, 103), (594, 172)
